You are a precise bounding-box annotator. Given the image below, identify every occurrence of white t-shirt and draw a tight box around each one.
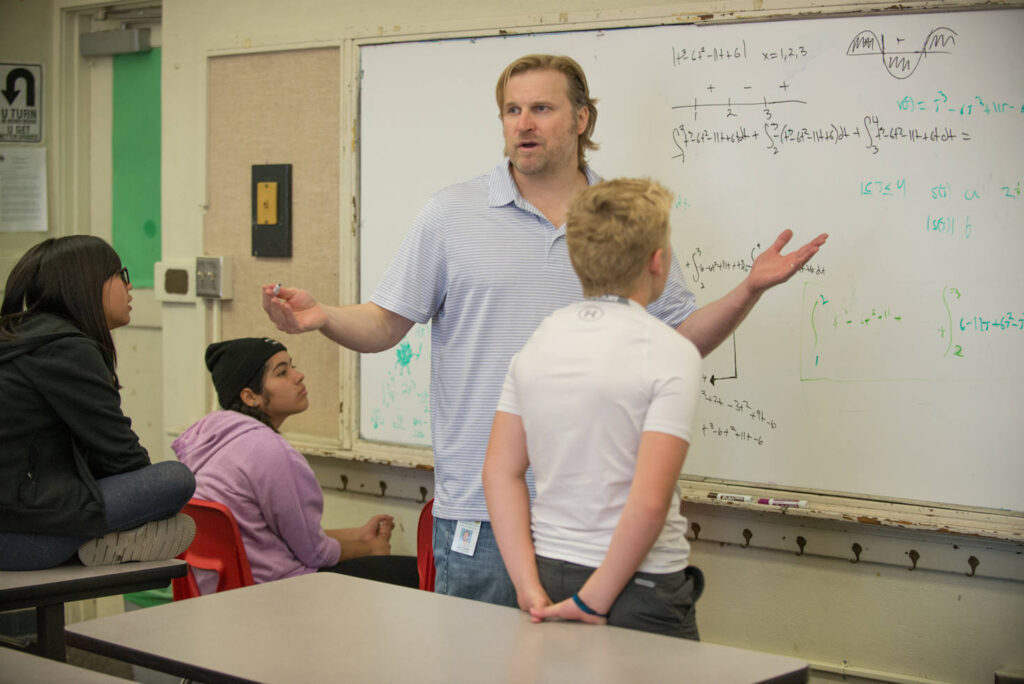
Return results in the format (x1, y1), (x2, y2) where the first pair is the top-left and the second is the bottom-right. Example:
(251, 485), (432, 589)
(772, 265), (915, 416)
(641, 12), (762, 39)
(497, 297), (702, 574)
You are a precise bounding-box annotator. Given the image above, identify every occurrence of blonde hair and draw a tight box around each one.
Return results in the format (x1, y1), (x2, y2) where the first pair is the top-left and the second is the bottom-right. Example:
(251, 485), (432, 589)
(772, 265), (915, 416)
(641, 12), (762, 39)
(566, 178), (672, 297)
(495, 54), (598, 170)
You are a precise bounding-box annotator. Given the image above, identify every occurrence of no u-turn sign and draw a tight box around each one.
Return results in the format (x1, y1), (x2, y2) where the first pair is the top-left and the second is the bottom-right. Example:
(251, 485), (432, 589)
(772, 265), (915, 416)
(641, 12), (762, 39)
(1, 63), (42, 143)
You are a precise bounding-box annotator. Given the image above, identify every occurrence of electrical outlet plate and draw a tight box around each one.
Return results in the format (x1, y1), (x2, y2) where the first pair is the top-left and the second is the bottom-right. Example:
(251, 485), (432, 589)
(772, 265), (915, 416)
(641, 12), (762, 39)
(154, 260), (196, 303)
(195, 256), (233, 300)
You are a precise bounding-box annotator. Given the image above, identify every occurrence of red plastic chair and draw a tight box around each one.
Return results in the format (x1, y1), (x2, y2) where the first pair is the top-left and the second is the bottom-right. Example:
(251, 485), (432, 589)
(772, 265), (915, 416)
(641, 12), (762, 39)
(172, 498), (255, 600)
(417, 498), (435, 592)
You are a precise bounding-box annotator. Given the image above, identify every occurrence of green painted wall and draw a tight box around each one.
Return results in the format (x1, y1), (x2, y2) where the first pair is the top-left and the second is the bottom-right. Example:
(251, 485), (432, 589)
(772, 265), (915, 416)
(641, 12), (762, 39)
(112, 48), (160, 288)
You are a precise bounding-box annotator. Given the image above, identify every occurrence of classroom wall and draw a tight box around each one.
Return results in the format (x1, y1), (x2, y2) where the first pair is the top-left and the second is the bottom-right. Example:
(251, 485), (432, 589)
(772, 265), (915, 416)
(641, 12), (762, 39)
(3, 1), (1020, 681)
(204, 47), (341, 438)
(0, 0), (55, 287)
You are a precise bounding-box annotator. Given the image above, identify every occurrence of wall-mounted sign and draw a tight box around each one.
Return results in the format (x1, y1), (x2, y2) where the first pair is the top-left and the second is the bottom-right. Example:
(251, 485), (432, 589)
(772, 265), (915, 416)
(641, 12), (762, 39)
(1, 63), (43, 143)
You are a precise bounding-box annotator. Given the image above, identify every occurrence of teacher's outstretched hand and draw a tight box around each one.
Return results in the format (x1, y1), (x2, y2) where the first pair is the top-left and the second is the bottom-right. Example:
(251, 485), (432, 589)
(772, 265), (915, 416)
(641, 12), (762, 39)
(261, 284), (327, 334)
(746, 229), (828, 294)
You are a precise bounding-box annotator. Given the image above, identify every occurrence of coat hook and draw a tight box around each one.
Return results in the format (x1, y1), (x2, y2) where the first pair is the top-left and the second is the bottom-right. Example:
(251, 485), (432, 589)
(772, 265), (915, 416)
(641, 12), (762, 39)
(339, 474), (348, 491)
(378, 480), (387, 497)
(741, 528), (752, 548)
(907, 549), (920, 571)
(795, 536), (806, 556)
(418, 486), (428, 504)
(690, 522), (701, 541)
(850, 542), (862, 564)
(966, 555), (979, 577)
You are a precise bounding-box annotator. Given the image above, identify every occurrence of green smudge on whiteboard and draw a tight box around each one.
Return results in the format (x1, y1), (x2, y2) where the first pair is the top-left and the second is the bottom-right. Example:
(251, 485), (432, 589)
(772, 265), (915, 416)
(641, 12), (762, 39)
(112, 48), (161, 288)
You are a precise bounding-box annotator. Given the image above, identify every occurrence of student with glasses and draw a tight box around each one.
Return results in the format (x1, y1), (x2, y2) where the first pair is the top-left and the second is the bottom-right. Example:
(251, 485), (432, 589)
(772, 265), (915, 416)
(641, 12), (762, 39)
(0, 236), (197, 570)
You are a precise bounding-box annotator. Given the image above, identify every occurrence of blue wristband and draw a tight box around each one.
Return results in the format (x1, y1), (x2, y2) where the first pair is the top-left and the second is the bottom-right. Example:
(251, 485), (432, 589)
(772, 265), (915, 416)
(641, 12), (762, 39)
(571, 593), (608, 618)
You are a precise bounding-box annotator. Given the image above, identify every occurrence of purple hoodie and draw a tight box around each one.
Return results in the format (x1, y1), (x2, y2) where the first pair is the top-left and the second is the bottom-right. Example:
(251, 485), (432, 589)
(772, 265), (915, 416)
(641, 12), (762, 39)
(172, 411), (340, 594)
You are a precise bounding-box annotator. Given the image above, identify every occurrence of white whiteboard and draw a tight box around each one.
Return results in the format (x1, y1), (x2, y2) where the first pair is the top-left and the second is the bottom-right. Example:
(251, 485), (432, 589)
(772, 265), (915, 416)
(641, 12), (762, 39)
(358, 9), (1024, 512)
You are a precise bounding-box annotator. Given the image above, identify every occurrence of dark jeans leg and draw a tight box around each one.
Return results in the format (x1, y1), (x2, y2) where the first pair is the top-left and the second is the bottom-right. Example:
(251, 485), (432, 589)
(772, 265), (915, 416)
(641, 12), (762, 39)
(98, 460), (195, 532)
(0, 531), (86, 570)
(319, 555), (420, 588)
(0, 461), (195, 571)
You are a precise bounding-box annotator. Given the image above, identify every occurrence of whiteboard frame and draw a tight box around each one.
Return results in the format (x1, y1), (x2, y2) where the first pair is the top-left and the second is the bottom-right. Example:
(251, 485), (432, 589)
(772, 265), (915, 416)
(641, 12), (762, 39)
(313, 0), (1024, 540)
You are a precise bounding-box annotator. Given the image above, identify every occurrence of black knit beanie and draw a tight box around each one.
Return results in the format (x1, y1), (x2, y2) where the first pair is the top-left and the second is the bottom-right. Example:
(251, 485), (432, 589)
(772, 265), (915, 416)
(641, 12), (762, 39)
(205, 337), (286, 409)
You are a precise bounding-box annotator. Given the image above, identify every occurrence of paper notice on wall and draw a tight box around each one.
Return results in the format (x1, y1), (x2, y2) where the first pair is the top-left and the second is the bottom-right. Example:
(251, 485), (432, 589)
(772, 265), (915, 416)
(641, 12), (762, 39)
(0, 147), (47, 232)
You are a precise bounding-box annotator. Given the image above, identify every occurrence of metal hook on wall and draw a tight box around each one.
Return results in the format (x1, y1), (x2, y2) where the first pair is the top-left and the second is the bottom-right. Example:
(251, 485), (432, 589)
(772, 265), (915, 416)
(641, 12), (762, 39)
(907, 549), (920, 571)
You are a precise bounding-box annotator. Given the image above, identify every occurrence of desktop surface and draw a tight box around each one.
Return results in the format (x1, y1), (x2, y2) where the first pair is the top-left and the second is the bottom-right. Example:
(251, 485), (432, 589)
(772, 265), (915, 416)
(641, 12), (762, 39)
(66, 572), (807, 684)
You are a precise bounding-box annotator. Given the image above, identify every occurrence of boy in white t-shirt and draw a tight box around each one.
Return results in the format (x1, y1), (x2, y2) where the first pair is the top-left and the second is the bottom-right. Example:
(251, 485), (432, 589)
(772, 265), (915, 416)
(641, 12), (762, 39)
(483, 178), (704, 639)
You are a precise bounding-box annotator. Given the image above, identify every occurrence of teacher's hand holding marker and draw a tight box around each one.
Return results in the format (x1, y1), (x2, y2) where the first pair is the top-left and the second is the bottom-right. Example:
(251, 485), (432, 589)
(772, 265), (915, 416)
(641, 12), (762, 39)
(262, 284), (327, 334)
(262, 282), (415, 354)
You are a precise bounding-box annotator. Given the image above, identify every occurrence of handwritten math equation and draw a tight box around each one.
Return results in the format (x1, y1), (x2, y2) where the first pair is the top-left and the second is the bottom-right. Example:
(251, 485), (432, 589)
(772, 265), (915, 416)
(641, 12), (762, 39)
(672, 41), (749, 65)
(671, 40), (812, 66)
(940, 286), (1023, 359)
(809, 293), (905, 368)
(858, 178), (1023, 240)
(959, 313), (1024, 333)
(701, 422), (765, 446)
(684, 245), (825, 291)
(670, 115), (973, 163)
(807, 285), (1021, 372)
(701, 390), (778, 429)
(897, 91), (1024, 116)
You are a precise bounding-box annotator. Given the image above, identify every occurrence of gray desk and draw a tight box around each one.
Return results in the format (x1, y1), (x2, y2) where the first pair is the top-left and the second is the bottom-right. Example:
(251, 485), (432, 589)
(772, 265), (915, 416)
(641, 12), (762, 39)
(0, 559), (186, 661)
(0, 645), (126, 683)
(67, 572), (808, 684)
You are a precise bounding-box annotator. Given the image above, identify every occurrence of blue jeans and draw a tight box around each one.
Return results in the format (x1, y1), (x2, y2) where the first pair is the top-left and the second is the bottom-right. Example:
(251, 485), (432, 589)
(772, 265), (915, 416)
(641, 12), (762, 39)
(432, 517), (516, 607)
(0, 461), (195, 570)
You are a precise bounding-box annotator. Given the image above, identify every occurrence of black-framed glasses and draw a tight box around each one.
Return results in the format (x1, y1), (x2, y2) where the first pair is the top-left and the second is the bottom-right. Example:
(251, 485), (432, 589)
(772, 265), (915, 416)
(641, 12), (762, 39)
(115, 267), (130, 285)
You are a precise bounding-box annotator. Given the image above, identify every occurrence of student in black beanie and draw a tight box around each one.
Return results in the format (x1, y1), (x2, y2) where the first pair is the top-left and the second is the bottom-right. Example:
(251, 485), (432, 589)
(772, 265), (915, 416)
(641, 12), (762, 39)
(205, 337), (287, 426)
(173, 337), (418, 592)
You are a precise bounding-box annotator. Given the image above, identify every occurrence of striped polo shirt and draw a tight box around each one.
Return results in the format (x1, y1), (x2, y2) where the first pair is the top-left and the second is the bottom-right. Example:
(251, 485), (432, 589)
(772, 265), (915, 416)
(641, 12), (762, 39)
(372, 160), (698, 521)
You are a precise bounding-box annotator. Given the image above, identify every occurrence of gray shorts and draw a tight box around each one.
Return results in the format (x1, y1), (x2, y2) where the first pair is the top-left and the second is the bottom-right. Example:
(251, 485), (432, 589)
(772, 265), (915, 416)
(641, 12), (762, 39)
(536, 556), (704, 640)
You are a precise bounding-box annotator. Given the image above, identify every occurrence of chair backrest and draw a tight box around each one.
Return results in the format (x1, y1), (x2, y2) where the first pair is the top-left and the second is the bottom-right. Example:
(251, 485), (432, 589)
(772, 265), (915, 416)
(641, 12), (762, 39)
(417, 498), (435, 592)
(172, 498), (255, 600)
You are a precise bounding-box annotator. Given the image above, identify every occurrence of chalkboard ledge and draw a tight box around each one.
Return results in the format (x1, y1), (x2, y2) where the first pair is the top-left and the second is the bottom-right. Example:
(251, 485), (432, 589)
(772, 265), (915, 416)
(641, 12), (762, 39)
(678, 480), (1024, 544)
(288, 433), (435, 471)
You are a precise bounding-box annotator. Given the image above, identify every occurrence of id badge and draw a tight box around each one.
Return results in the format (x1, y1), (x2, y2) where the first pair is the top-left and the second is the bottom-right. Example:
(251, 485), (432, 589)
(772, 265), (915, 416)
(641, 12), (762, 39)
(451, 520), (482, 556)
